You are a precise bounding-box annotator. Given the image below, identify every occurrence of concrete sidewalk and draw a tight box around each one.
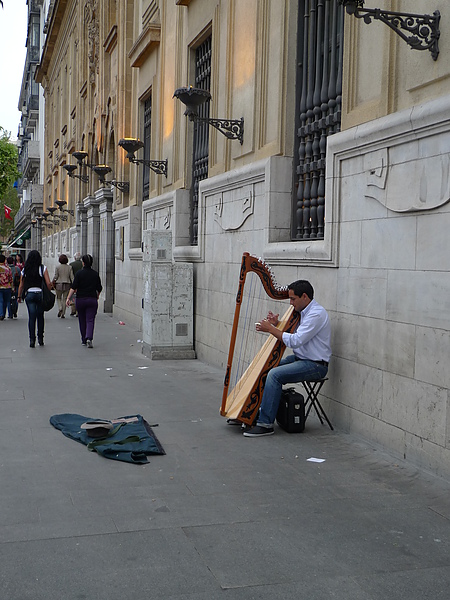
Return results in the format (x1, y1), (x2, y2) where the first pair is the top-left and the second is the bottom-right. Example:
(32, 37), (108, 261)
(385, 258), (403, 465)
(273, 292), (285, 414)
(1, 308), (450, 600)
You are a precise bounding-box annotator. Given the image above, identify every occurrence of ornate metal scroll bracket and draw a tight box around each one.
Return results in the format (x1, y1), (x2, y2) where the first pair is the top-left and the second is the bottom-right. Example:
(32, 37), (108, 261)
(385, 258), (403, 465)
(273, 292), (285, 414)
(129, 158), (168, 177)
(173, 87), (244, 145)
(118, 138), (168, 177)
(339, 1), (440, 61)
(194, 116), (244, 145)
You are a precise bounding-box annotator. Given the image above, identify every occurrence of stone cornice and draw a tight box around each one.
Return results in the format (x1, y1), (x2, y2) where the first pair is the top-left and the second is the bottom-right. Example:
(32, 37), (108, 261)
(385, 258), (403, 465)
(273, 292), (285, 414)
(35, 0), (69, 83)
(128, 23), (161, 68)
(103, 25), (118, 54)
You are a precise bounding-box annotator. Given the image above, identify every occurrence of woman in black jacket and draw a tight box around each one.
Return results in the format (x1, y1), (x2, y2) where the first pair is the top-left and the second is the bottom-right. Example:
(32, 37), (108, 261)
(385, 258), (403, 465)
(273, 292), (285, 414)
(66, 254), (102, 348)
(18, 250), (52, 348)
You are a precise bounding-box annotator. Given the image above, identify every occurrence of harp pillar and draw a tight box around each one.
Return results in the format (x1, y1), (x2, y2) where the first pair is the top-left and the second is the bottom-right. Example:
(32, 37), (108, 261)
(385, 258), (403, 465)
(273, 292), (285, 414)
(142, 230), (196, 360)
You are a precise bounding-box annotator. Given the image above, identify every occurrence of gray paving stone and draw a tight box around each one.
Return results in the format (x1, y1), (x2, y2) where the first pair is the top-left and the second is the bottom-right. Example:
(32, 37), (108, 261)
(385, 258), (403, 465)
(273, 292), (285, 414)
(0, 313), (450, 599)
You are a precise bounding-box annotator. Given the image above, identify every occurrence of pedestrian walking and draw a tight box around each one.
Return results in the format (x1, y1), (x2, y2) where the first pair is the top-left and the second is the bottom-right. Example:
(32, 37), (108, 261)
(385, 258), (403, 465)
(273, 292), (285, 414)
(52, 254), (74, 318)
(7, 256), (21, 318)
(69, 252), (82, 316)
(0, 254), (13, 320)
(66, 254), (102, 348)
(17, 250), (52, 348)
(15, 254), (24, 273)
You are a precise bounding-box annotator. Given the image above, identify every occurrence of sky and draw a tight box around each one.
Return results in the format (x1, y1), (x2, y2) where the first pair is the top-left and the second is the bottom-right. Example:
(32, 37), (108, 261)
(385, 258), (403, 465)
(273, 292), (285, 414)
(0, 1), (28, 139)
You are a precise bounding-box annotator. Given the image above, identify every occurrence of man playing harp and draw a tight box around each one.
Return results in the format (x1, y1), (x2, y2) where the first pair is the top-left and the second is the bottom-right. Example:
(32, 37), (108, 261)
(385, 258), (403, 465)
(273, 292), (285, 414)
(243, 280), (331, 438)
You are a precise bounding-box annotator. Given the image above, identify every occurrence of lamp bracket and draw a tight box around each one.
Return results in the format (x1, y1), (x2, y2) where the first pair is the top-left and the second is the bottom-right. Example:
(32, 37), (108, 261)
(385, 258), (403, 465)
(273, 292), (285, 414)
(110, 180), (130, 193)
(65, 171), (89, 183)
(193, 115), (244, 144)
(339, 1), (440, 60)
(131, 158), (168, 177)
(73, 174), (89, 183)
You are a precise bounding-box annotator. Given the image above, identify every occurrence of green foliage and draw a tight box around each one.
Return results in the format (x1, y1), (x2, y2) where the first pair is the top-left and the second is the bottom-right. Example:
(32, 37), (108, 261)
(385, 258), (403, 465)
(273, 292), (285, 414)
(0, 127), (19, 200)
(0, 186), (19, 239)
(0, 127), (20, 240)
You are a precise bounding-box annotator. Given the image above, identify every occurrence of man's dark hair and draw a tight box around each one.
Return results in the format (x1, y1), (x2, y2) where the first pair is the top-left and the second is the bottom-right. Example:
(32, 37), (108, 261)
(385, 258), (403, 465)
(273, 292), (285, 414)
(7, 256), (14, 265)
(0, 254), (5, 263)
(288, 280), (314, 300)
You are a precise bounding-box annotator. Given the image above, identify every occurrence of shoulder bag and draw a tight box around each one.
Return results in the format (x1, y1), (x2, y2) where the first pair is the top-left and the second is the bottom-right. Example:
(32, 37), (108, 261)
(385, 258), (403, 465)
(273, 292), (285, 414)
(41, 266), (56, 312)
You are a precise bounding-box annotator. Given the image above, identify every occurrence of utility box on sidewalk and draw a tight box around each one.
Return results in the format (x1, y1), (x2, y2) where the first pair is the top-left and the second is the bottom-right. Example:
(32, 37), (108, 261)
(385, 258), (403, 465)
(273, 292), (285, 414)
(142, 230), (196, 359)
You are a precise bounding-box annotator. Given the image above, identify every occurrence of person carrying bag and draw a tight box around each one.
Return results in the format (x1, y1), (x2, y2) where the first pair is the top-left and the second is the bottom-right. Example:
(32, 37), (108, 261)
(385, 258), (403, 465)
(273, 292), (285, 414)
(18, 250), (53, 348)
(52, 254), (73, 318)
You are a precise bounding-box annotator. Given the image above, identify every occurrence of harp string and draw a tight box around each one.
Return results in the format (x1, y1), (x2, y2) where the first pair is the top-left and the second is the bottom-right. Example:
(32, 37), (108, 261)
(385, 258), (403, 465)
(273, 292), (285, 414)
(221, 252), (296, 423)
(230, 272), (271, 394)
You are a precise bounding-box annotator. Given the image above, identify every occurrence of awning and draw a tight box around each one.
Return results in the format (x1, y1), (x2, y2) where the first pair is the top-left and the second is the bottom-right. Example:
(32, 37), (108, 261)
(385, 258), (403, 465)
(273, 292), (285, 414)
(7, 225), (32, 248)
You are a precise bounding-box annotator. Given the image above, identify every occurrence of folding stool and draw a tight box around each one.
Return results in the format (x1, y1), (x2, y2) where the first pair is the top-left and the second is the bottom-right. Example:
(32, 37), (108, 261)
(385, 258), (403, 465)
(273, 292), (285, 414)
(301, 378), (333, 430)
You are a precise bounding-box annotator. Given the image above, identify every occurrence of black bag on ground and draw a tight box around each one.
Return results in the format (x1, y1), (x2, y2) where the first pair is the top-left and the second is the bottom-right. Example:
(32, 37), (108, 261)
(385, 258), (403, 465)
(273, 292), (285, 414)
(276, 387), (306, 433)
(41, 266), (56, 312)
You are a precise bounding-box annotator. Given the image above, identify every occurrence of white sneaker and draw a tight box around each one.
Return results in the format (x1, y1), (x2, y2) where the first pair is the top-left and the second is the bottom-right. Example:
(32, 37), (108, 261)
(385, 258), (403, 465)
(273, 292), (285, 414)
(86, 339), (93, 348)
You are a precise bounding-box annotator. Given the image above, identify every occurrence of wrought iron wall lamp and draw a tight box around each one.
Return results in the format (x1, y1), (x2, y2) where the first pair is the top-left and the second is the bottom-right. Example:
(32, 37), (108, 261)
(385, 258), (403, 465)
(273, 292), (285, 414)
(338, 1), (440, 60)
(173, 87), (244, 144)
(91, 165), (130, 193)
(118, 138), (168, 177)
(41, 212), (53, 229)
(46, 206), (60, 225)
(62, 163), (89, 183)
(63, 151), (90, 182)
(54, 200), (72, 220)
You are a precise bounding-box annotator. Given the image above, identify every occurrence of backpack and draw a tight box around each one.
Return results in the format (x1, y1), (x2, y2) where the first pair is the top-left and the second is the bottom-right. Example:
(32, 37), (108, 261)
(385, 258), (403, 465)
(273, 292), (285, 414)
(12, 266), (21, 287)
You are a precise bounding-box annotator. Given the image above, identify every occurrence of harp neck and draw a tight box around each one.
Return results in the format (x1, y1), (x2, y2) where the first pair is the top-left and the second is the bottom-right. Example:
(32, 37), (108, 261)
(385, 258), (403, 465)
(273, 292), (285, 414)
(237, 253), (289, 303)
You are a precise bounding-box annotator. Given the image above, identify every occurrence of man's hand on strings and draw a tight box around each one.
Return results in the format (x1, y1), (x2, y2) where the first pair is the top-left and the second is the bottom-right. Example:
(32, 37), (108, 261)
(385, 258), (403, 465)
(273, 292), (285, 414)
(255, 311), (279, 332)
(255, 314), (284, 341)
(266, 311), (279, 326)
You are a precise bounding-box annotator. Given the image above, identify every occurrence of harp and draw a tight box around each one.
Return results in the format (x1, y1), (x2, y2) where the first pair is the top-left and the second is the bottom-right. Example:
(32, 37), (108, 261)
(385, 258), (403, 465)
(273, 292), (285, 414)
(221, 253), (300, 425)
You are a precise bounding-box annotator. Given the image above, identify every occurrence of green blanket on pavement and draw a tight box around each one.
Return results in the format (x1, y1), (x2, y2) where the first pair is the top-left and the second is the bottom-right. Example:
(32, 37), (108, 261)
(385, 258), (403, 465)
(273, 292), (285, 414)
(50, 413), (165, 464)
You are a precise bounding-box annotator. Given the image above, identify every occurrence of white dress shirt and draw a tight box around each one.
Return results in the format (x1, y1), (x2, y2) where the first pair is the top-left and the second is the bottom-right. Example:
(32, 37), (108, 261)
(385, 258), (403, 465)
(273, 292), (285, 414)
(282, 299), (331, 362)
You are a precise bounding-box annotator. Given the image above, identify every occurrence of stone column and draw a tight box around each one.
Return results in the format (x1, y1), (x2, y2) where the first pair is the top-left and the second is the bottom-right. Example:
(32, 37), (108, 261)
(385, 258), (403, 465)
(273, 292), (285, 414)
(97, 187), (114, 313)
(78, 201), (89, 256)
(31, 222), (41, 254)
(84, 194), (101, 271)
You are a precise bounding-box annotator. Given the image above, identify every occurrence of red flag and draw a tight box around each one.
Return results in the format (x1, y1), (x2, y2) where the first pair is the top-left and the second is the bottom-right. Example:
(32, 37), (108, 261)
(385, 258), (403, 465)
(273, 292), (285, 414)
(4, 205), (13, 220)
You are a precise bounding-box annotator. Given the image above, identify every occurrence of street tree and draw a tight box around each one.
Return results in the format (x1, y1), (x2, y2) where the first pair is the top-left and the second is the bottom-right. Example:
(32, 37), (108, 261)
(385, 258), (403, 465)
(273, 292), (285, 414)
(0, 127), (20, 239)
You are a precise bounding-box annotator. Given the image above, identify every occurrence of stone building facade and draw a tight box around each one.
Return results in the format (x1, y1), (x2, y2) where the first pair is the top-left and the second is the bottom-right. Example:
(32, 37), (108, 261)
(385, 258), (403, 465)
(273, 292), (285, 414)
(35, 0), (450, 479)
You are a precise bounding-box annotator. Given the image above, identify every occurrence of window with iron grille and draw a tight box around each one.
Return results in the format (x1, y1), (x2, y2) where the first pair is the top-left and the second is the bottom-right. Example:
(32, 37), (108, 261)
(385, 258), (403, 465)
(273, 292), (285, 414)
(294, 0), (344, 240)
(142, 96), (152, 201)
(191, 36), (211, 245)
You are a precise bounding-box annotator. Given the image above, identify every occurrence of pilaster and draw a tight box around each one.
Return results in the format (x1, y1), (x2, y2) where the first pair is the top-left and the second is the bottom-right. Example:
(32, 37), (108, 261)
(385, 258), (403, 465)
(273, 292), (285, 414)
(98, 187), (115, 313)
(84, 194), (101, 270)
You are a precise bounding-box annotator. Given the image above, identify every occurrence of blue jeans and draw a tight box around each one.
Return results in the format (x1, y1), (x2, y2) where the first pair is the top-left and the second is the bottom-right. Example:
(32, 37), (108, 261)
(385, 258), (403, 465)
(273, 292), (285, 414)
(257, 355), (328, 426)
(25, 290), (45, 343)
(0, 288), (12, 318)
